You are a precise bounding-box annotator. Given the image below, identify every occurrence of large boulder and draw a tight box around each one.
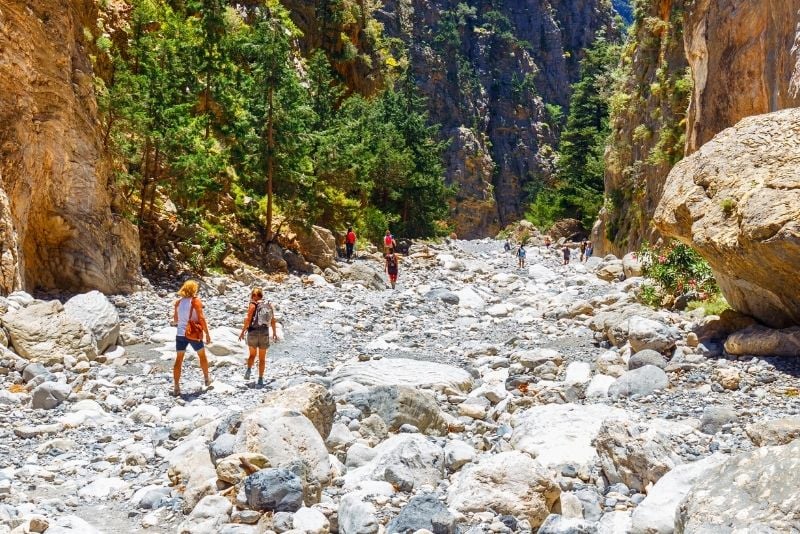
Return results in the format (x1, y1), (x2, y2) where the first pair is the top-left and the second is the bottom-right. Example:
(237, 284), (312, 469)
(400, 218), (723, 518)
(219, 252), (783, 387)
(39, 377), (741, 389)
(347, 385), (449, 435)
(234, 408), (331, 486)
(626, 316), (680, 353)
(724, 325), (800, 356)
(262, 383), (336, 439)
(63, 291), (120, 353)
(342, 433), (444, 490)
(447, 451), (560, 528)
(654, 109), (800, 328)
(594, 419), (682, 493)
(339, 262), (386, 290)
(745, 417), (800, 446)
(293, 225), (336, 270)
(631, 454), (728, 534)
(510, 403), (631, 471)
(676, 440), (800, 532)
(333, 358), (473, 394)
(2, 300), (97, 362)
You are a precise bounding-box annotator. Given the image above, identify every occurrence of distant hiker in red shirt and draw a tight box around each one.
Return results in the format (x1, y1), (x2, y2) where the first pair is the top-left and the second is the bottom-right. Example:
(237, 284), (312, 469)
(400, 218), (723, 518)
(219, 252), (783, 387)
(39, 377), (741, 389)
(384, 230), (396, 254)
(345, 227), (357, 262)
(385, 248), (399, 289)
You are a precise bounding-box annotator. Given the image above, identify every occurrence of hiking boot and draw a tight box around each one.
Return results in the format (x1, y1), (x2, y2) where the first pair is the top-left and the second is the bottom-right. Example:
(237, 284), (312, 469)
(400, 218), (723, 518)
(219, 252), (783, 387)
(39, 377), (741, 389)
(244, 367), (251, 380)
(257, 377), (264, 388)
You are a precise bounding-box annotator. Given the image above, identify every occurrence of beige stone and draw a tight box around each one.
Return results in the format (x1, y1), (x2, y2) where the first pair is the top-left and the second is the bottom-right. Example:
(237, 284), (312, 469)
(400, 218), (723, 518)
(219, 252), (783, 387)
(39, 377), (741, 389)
(262, 383), (335, 438)
(216, 453), (270, 485)
(655, 109), (800, 328)
(714, 368), (741, 391)
(447, 451), (560, 528)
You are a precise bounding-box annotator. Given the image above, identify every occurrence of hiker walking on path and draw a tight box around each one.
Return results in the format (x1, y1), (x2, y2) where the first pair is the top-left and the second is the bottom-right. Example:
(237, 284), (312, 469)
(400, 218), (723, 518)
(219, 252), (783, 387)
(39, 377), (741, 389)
(345, 227), (357, 262)
(238, 287), (277, 388)
(517, 244), (526, 268)
(384, 230), (396, 254)
(580, 240), (587, 262)
(172, 280), (212, 397)
(504, 240), (511, 253)
(584, 242), (593, 262)
(385, 248), (399, 289)
(563, 245), (571, 265)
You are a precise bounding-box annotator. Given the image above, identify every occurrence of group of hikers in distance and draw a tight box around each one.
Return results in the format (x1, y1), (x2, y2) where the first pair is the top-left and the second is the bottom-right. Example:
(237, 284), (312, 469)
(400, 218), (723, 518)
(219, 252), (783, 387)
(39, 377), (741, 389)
(505, 237), (593, 269)
(345, 227), (401, 289)
(170, 227), (401, 396)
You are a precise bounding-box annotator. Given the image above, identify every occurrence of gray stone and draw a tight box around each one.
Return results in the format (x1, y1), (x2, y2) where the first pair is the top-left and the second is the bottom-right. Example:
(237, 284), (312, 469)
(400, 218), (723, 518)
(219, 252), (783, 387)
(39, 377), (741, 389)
(347, 385), (449, 434)
(243, 468), (304, 512)
(338, 492), (379, 534)
(387, 493), (456, 534)
(537, 514), (597, 534)
(627, 316), (681, 354)
(31, 381), (71, 410)
(333, 358), (473, 393)
(384, 464), (415, 492)
(699, 406), (738, 435)
(22, 362), (51, 383)
(628, 349), (667, 370)
(609, 365), (669, 398)
(425, 289), (460, 305)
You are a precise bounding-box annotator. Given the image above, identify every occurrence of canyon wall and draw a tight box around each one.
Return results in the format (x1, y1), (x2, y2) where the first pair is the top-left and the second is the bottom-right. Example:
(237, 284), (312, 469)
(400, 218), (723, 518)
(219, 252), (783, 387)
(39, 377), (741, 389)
(376, 0), (618, 237)
(599, 0), (800, 256)
(0, 0), (140, 294)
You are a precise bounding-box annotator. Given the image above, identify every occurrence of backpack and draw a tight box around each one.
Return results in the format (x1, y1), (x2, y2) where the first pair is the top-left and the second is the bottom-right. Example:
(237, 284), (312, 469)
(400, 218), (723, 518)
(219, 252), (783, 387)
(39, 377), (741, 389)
(386, 254), (398, 270)
(249, 300), (273, 330)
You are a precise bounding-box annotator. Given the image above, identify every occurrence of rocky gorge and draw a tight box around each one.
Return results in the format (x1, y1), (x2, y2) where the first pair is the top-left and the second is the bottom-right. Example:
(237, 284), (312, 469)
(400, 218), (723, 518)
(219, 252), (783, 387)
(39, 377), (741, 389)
(1, 239), (799, 533)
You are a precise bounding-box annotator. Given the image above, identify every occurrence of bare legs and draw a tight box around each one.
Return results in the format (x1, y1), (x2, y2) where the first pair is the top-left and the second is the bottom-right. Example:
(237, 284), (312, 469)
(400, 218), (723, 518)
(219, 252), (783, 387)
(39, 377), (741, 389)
(246, 346), (268, 383)
(173, 349), (211, 395)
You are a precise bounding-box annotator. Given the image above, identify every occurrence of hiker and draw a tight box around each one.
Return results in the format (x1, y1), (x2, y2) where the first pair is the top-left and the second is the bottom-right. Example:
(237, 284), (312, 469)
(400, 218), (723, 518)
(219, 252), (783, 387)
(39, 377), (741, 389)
(517, 244), (526, 268)
(385, 247), (399, 289)
(544, 236), (552, 247)
(238, 287), (277, 388)
(345, 227), (357, 262)
(563, 245), (571, 265)
(585, 241), (593, 262)
(383, 230), (396, 253)
(504, 240), (511, 253)
(580, 240), (587, 262)
(172, 280), (212, 396)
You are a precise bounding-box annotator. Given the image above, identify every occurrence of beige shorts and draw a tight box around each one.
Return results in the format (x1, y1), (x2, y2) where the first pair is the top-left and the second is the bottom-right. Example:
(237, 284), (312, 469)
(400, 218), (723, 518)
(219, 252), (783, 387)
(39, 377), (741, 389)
(246, 329), (270, 349)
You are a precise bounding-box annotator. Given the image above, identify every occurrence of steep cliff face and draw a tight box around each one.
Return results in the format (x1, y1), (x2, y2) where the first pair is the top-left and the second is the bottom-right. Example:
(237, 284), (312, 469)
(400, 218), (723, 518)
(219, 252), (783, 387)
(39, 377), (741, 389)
(599, 0), (800, 255)
(373, 0), (618, 238)
(0, 0), (140, 294)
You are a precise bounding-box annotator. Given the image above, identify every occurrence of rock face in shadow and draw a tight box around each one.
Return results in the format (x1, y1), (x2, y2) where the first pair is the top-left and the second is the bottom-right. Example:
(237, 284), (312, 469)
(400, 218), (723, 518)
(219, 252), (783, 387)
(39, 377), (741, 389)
(0, 0), (140, 294)
(373, 0), (617, 237)
(598, 0), (800, 256)
(654, 109), (800, 328)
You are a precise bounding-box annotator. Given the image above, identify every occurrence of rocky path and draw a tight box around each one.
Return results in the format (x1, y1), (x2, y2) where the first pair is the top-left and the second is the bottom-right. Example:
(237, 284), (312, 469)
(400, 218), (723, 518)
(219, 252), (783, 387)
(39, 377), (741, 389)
(1, 239), (799, 533)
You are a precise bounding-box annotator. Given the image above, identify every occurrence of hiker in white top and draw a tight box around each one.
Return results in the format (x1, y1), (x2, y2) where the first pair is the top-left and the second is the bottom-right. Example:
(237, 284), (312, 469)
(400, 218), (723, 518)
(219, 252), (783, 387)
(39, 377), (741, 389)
(238, 287), (277, 388)
(172, 280), (212, 396)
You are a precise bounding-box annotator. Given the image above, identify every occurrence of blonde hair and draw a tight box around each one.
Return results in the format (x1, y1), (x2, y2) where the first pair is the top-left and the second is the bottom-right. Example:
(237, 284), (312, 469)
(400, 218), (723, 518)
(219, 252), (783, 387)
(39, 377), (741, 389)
(250, 287), (264, 299)
(178, 280), (199, 298)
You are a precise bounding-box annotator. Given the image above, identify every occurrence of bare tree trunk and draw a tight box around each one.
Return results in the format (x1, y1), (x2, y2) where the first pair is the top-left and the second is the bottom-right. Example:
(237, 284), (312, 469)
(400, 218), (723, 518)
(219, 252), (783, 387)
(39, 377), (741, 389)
(266, 84), (274, 241)
(138, 137), (152, 225)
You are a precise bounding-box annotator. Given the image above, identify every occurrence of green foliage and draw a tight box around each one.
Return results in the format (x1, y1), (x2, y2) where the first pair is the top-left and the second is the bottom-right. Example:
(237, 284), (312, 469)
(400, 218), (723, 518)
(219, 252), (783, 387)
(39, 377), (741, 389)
(526, 36), (619, 230)
(686, 294), (730, 316)
(637, 240), (719, 307)
(99, 0), (450, 263)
